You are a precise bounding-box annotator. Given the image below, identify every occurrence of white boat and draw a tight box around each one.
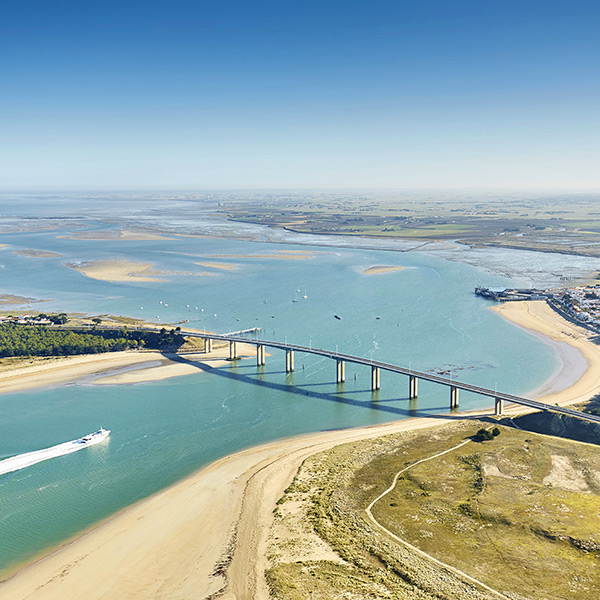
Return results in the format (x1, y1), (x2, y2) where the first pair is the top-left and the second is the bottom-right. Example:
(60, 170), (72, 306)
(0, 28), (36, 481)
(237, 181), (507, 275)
(77, 428), (111, 445)
(0, 428), (111, 476)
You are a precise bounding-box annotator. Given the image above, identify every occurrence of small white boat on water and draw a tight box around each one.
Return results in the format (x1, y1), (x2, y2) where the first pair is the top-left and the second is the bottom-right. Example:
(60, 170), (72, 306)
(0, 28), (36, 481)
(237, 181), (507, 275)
(0, 428), (111, 476)
(77, 428), (111, 445)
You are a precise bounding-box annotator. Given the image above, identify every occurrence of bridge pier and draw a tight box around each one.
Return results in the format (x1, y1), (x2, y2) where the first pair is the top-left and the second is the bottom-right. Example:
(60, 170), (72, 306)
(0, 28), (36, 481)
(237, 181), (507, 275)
(229, 340), (239, 360)
(450, 386), (459, 409)
(205, 338), (213, 353)
(371, 366), (381, 391)
(256, 344), (265, 366)
(409, 375), (418, 399)
(286, 349), (295, 373)
(336, 359), (346, 383)
(495, 397), (504, 415)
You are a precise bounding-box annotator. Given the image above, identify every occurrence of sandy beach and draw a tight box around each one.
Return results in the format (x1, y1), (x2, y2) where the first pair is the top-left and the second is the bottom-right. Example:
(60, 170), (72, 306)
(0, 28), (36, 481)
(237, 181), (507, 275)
(492, 300), (600, 406)
(0, 342), (255, 394)
(2, 300), (600, 599)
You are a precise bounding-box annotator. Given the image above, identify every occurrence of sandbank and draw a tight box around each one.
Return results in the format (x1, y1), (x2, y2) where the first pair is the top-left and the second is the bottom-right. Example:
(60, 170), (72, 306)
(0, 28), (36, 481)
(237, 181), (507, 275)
(12, 249), (64, 258)
(0, 294), (50, 306)
(0, 343), (255, 395)
(58, 229), (175, 241)
(66, 259), (166, 282)
(362, 265), (405, 275)
(0, 243), (8, 248)
(3, 302), (600, 598)
(195, 261), (238, 270)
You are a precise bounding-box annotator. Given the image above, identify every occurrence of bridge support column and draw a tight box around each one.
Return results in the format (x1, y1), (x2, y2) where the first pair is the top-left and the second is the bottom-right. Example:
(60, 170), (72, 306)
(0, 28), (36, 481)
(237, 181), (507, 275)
(371, 366), (380, 391)
(450, 386), (459, 409)
(286, 350), (295, 373)
(336, 359), (346, 383)
(256, 344), (265, 366)
(229, 340), (238, 360)
(495, 397), (504, 416)
(205, 338), (213, 353)
(409, 375), (418, 399)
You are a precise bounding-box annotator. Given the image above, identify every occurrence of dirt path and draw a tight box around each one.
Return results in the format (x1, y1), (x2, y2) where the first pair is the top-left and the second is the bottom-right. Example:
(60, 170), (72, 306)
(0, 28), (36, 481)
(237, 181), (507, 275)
(365, 429), (510, 599)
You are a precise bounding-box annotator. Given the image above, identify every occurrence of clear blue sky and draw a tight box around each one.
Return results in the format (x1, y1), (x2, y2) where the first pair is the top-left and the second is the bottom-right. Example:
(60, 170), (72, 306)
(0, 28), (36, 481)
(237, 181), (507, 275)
(2, 0), (599, 190)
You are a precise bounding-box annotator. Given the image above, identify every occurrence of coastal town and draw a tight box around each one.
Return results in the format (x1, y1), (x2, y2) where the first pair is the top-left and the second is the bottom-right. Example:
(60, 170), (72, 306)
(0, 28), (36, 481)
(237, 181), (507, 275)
(0, 313), (66, 326)
(476, 284), (600, 332)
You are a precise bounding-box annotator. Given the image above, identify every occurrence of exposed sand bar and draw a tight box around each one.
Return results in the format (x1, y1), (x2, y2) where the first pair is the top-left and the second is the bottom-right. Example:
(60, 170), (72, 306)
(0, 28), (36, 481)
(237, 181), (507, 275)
(2, 302), (600, 598)
(12, 249), (64, 258)
(491, 300), (600, 406)
(0, 294), (50, 306)
(362, 265), (405, 275)
(0, 343), (255, 394)
(195, 261), (238, 270)
(66, 259), (166, 282)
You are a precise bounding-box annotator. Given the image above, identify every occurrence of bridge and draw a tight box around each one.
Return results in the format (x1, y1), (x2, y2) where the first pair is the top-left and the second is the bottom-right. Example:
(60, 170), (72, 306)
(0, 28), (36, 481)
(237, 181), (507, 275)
(51, 324), (600, 424)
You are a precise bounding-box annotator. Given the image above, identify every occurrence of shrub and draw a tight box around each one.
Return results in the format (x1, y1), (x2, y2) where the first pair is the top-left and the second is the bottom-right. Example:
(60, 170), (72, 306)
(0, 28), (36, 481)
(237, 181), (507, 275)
(473, 428), (494, 442)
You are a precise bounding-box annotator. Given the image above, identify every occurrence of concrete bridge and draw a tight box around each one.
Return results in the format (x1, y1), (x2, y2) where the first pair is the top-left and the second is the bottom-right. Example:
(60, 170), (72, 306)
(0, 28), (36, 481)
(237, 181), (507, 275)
(52, 325), (600, 424)
(198, 331), (600, 422)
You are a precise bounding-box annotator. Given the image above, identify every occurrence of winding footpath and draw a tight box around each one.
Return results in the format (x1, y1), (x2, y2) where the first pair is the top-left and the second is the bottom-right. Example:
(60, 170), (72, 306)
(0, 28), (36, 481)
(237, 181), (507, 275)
(365, 429), (511, 600)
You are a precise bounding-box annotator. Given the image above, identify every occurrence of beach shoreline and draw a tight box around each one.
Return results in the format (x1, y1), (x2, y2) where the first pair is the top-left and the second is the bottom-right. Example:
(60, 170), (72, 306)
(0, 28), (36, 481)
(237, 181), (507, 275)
(2, 301), (600, 598)
(0, 343), (256, 395)
(491, 300), (600, 407)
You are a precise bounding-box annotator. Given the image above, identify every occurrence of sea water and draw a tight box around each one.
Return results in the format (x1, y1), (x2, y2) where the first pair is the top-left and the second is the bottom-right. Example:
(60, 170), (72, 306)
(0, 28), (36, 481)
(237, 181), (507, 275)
(0, 210), (566, 573)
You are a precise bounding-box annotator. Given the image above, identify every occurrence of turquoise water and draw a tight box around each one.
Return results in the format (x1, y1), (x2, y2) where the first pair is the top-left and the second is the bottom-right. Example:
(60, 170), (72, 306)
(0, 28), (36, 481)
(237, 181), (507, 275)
(0, 221), (559, 572)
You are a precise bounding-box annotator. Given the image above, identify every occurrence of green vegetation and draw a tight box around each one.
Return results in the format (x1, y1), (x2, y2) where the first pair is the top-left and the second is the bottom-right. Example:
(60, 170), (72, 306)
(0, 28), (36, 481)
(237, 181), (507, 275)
(268, 420), (600, 599)
(0, 324), (184, 357)
(220, 194), (600, 260)
(473, 427), (500, 442)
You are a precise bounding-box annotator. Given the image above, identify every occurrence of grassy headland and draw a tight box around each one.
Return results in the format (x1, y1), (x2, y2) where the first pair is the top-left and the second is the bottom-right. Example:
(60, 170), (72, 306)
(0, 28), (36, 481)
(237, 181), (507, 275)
(268, 418), (600, 599)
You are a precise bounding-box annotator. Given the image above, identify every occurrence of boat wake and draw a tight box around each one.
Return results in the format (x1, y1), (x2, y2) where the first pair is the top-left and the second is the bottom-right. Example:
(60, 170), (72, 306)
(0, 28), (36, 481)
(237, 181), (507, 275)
(0, 429), (110, 476)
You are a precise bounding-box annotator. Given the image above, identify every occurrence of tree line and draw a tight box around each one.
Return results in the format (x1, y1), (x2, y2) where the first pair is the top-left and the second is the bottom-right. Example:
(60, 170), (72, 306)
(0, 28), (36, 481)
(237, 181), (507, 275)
(0, 324), (185, 358)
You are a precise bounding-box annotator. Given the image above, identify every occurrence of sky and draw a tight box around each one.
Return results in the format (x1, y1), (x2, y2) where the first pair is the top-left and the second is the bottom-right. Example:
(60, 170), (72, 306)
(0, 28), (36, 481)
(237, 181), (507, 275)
(1, 0), (599, 190)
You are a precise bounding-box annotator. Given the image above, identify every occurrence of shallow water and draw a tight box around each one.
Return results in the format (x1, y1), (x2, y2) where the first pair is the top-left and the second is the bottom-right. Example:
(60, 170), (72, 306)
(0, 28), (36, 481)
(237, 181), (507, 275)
(0, 199), (568, 572)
